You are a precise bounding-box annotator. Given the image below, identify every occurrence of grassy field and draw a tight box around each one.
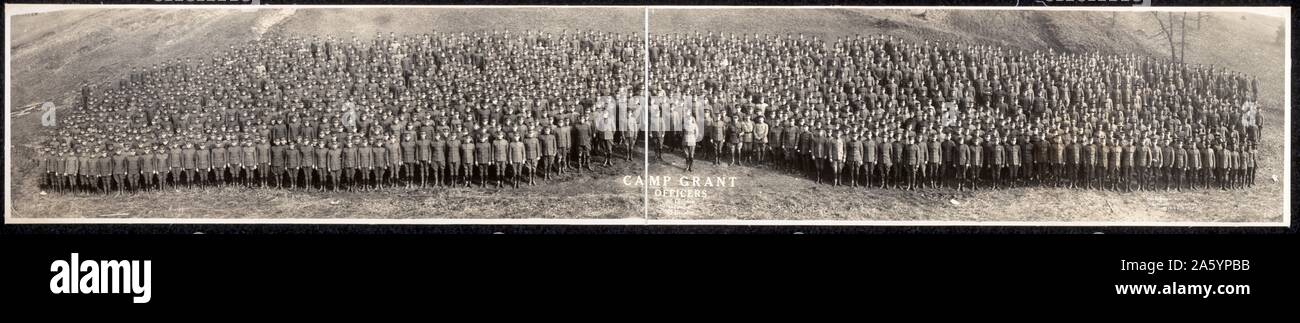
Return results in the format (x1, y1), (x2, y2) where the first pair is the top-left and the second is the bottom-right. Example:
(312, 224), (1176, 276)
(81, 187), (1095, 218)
(6, 7), (1288, 222)
(646, 9), (1287, 222)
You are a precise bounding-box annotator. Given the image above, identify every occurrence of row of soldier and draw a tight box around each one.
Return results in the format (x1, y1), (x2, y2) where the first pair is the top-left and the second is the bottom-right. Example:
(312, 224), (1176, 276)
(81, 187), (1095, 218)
(641, 32), (1263, 191)
(35, 113), (653, 193)
(36, 30), (648, 193)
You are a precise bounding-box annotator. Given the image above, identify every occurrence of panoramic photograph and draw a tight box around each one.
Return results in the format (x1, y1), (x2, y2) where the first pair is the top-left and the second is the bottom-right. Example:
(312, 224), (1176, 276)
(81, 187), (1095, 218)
(5, 6), (1289, 224)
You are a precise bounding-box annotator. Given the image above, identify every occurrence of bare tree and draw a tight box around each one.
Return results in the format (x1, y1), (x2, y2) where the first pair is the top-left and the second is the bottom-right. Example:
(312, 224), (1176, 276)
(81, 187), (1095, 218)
(1150, 12), (1191, 64)
(1180, 12), (1188, 63)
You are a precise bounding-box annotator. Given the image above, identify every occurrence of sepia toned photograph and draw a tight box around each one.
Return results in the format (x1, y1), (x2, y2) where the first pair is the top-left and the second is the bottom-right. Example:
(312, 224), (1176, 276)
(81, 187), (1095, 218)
(643, 7), (1289, 224)
(6, 5), (648, 222)
(4, 5), (1290, 225)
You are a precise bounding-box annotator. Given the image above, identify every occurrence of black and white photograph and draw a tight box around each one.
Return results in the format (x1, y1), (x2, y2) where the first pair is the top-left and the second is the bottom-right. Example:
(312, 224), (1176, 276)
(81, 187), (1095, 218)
(6, 5), (648, 222)
(4, 5), (1291, 225)
(644, 7), (1290, 224)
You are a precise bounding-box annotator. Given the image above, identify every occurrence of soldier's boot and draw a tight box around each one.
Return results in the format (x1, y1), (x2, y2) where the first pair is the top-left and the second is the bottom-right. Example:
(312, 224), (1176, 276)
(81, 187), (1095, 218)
(529, 171), (536, 185)
(586, 157), (595, 171)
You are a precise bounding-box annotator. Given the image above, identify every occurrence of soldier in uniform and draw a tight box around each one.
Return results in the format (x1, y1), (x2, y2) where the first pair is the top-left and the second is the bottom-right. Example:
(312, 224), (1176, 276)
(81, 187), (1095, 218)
(1199, 140), (1215, 190)
(1161, 137), (1175, 191)
(241, 141), (258, 188)
(285, 142), (302, 189)
(125, 149), (141, 193)
(727, 115), (743, 166)
(97, 150), (113, 194)
(62, 150), (80, 193)
(431, 132), (446, 187)
(555, 119), (571, 173)
(955, 136), (971, 191)
(1134, 137), (1151, 191)
(1065, 136), (1081, 189)
(830, 129), (846, 186)
(927, 133), (943, 188)
(540, 126), (558, 180)
(970, 136), (984, 190)
(492, 132), (510, 188)
(359, 140), (376, 190)
(847, 131), (864, 187)
(140, 148), (156, 191)
(196, 142), (213, 188)
(462, 133), (478, 187)
(1246, 142), (1258, 187)
(600, 112), (616, 166)
(863, 132), (878, 188)
(683, 112), (698, 172)
(79, 150), (95, 193)
(400, 133), (417, 188)
(211, 142), (228, 187)
(508, 133), (526, 188)
(712, 113), (727, 165)
(740, 114), (755, 165)
(416, 131), (433, 187)
(1173, 140), (1188, 191)
(1215, 140), (1230, 191)
(271, 139), (288, 189)
(1007, 136), (1022, 187)
(385, 136), (403, 188)
(877, 131), (893, 189)
(1049, 135), (1065, 188)
(1187, 142), (1201, 191)
(180, 143), (197, 189)
(256, 138), (272, 188)
(524, 130), (540, 185)
(1083, 138), (1098, 189)
(990, 136), (1006, 189)
(754, 115), (769, 164)
(476, 133), (494, 187)
(783, 119), (801, 171)
(1122, 138), (1137, 192)
(575, 115), (595, 172)
(445, 130), (462, 187)
(326, 141), (343, 192)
